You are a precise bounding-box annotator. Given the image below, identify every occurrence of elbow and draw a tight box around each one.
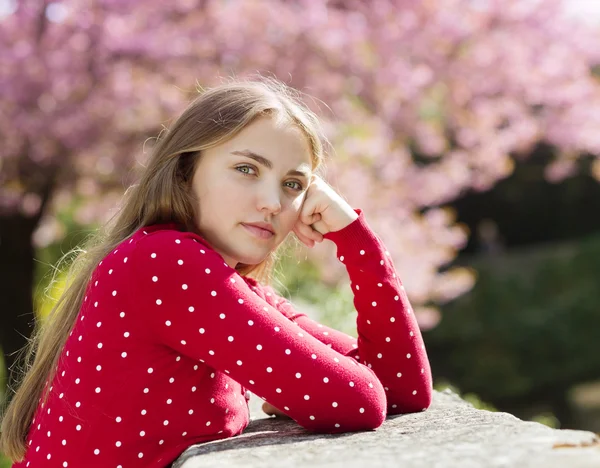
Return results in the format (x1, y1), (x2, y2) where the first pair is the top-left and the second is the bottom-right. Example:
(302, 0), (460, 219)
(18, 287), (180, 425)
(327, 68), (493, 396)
(300, 386), (387, 434)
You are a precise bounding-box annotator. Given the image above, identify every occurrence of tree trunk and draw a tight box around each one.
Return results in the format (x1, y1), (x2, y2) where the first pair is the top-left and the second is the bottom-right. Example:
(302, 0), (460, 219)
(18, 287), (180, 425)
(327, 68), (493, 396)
(0, 215), (37, 400)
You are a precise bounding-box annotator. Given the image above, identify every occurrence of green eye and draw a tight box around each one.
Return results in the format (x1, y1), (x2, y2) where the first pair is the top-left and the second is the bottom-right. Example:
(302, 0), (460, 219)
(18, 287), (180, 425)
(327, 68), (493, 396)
(286, 181), (303, 191)
(236, 165), (255, 175)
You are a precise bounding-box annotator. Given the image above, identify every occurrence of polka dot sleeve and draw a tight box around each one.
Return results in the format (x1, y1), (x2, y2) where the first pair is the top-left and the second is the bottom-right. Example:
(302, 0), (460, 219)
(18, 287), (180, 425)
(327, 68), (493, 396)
(268, 209), (433, 414)
(130, 231), (388, 434)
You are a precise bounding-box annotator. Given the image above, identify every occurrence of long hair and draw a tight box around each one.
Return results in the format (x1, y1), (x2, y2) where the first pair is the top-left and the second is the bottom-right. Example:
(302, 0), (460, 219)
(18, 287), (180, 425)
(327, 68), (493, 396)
(0, 76), (329, 462)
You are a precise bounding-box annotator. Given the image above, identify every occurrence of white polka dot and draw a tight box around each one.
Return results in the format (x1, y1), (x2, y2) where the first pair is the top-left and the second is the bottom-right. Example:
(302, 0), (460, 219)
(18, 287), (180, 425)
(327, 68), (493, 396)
(359, 408), (365, 413)
(394, 295), (399, 301)
(148, 368), (153, 373)
(163, 420), (169, 426)
(335, 423), (340, 428)
(238, 298), (244, 304)
(385, 337), (391, 342)
(372, 301), (377, 307)
(323, 377), (329, 383)
(138, 452), (144, 458)
(390, 317), (396, 322)
(116, 416), (122, 422)
(311, 354), (317, 359)
(237, 360), (243, 366)
(141, 409), (147, 415)
(413, 390), (417, 395)
(189, 306), (195, 312)
(151, 253), (157, 258)
(182, 284), (188, 290)
(228, 336), (234, 342)
(167, 399), (172, 404)
(310, 415), (315, 420)
(156, 299), (162, 305)
(332, 402), (338, 407)
(205, 268), (211, 274)
(377, 353), (383, 358)
(120, 312), (125, 318)
(360, 250), (365, 255)
(296, 372), (301, 378)
(124, 332), (130, 338)
(76, 425), (81, 431)
(339, 256), (344, 261)
(211, 291), (217, 297)
(95, 387), (101, 393)
(206, 421), (211, 426)
(397, 372), (402, 378)
(276, 388), (282, 393)
(121, 352), (127, 358)
(406, 353), (411, 359)
(116, 441), (121, 447)
(266, 367), (273, 373)
(75, 378), (80, 384)
(219, 313), (226, 319)
(256, 344), (262, 350)
(285, 349), (291, 355)
(96, 321), (102, 327)
(304, 395), (310, 400)
(97, 343), (103, 349)
(140, 430), (145, 436)
(199, 328), (205, 334)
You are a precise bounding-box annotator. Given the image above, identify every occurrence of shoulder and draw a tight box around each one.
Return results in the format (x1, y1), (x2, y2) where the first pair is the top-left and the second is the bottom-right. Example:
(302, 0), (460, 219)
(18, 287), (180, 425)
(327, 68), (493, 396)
(131, 227), (227, 269)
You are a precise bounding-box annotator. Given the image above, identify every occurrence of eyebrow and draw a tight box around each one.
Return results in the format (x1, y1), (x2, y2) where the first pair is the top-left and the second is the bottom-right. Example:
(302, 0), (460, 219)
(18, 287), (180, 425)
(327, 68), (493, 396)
(230, 150), (311, 179)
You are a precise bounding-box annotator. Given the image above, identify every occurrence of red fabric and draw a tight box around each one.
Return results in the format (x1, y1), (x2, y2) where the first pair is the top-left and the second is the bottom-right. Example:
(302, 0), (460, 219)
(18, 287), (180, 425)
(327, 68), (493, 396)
(14, 209), (432, 467)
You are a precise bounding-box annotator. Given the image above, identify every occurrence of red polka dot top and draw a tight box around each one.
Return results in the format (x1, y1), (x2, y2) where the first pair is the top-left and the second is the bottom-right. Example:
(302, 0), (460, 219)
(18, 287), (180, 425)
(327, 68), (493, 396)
(13, 208), (432, 467)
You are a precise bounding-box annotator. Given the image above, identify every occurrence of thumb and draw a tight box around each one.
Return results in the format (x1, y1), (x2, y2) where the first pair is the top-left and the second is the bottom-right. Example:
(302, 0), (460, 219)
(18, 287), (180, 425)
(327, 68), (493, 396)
(300, 212), (321, 226)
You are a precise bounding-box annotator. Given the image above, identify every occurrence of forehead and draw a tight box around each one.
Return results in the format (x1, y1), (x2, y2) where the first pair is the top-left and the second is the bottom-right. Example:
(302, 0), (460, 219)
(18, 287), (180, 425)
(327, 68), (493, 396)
(223, 116), (313, 169)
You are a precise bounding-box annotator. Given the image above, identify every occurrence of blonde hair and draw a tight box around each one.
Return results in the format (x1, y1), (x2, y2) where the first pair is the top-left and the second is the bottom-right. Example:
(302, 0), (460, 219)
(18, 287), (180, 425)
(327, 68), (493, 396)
(0, 76), (329, 462)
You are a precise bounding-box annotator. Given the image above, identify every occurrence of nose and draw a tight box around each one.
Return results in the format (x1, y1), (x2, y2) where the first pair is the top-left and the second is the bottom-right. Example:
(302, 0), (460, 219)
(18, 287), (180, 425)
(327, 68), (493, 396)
(257, 184), (281, 216)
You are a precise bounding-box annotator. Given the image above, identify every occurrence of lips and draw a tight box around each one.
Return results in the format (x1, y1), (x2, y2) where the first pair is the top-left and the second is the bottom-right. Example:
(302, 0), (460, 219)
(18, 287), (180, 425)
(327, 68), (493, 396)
(241, 223), (275, 240)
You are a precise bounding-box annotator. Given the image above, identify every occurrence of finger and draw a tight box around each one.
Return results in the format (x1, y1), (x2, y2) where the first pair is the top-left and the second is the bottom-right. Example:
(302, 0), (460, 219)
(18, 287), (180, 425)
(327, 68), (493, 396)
(293, 226), (315, 248)
(300, 212), (321, 226)
(295, 222), (323, 243)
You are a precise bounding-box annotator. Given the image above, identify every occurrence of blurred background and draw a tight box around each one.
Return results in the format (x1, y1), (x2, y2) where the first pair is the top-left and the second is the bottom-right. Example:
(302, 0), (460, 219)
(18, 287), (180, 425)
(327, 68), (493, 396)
(2, 0), (600, 464)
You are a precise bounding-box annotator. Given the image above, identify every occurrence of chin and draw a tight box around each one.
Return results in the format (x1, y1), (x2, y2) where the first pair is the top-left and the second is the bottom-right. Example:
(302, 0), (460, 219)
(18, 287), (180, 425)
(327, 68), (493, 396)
(235, 252), (270, 267)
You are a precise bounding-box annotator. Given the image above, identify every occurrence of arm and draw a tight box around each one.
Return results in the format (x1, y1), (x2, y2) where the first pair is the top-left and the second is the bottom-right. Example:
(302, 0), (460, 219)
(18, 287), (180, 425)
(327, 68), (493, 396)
(266, 209), (433, 414)
(131, 230), (388, 433)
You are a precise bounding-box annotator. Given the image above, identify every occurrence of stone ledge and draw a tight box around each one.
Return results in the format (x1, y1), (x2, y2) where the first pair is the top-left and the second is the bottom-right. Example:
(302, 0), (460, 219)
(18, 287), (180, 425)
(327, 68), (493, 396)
(173, 389), (600, 468)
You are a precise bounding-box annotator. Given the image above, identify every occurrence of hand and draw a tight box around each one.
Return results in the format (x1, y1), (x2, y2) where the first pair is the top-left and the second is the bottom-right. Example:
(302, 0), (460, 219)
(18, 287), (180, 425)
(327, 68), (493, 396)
(262, 401), (291, 418)
(293, 175), (358, 248)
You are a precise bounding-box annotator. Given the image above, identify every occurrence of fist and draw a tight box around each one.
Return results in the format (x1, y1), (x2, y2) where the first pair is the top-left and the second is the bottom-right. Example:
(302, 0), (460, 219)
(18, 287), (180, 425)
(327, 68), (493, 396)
(293, 175), (358, 248)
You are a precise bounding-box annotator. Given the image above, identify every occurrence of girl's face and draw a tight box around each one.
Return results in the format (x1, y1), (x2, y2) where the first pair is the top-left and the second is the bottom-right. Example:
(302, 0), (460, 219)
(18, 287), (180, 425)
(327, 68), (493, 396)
(191, 116), (313, 268)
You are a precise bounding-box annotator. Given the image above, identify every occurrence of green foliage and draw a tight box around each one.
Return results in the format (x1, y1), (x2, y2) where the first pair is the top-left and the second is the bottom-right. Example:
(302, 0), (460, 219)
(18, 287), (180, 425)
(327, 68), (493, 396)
(425, 232), (600, 406)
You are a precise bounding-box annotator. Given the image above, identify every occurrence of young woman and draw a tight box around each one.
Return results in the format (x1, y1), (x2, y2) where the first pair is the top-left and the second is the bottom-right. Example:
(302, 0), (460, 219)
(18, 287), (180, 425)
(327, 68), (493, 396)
(1, 77), (432, 467)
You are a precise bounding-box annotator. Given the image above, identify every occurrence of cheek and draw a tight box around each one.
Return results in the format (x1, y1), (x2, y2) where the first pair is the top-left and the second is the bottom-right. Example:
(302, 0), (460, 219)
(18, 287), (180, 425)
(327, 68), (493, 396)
(280, 196), (304, 230)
